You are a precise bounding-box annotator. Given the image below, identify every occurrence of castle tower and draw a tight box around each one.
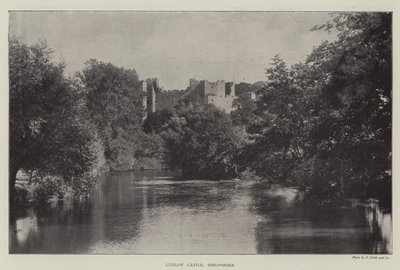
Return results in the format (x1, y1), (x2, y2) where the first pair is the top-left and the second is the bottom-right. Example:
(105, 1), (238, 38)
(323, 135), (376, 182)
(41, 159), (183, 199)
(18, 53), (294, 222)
(146, 78), (158, 114)
(189, 78), (200, 92)
(139, 80), (148, 119)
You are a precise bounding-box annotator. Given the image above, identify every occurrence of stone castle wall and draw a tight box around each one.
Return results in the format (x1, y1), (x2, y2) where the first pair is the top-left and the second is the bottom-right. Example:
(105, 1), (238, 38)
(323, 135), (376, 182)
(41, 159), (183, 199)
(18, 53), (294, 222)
(156, 90), (186, 111)
(143, 78), (253, 115)
(203, 80), (236, 113)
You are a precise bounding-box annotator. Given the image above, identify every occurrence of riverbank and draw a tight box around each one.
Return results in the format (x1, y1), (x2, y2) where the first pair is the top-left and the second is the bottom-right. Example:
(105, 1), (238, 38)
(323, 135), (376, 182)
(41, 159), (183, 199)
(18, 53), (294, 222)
(12, 166), (391, 213)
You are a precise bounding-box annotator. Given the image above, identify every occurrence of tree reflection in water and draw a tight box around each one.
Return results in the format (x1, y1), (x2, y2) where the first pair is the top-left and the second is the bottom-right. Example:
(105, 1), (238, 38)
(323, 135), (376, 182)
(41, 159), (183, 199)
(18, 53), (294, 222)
(9, 171), (392, 254)
(364, 202), (392, 254)
(250, 183), (392, 254)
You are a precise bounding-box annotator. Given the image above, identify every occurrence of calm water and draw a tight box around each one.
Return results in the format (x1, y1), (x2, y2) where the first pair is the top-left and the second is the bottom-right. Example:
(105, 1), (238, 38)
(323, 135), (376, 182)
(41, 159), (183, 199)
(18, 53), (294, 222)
(9, 171), (392, 254)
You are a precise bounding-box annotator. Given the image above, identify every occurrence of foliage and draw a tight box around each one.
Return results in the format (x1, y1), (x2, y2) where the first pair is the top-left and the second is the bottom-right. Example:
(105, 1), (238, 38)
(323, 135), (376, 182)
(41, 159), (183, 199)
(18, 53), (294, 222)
(162, 102), (244, 179)
(304, 12), (392, 201)
(231, 92), (257, 126)
(234, 82), (252, 96)
(30, 175), (68, 204)
(245, 12), (392, 202)
(131, 130), (165, 170)
(9, 39), (68, 189)
(79, 59), (145, 171)
(9, 39), (106, 203)
(243, 55), (308, 183)
(142, 109), (174, 133)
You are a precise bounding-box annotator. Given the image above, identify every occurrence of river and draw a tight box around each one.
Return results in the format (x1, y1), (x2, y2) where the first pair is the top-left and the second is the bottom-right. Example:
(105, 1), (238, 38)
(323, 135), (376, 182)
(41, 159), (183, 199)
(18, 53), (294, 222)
(9, 170), (392, 254)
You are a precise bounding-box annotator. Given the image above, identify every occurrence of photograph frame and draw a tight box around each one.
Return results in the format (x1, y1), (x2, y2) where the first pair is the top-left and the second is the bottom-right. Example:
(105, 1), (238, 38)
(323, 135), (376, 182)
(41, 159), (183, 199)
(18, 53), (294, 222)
(1, 0), (399, 269)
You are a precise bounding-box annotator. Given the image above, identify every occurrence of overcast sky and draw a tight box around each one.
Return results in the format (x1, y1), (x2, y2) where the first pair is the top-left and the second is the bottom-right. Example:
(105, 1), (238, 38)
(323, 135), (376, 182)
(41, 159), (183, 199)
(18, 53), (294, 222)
(9, 12), (336, 90)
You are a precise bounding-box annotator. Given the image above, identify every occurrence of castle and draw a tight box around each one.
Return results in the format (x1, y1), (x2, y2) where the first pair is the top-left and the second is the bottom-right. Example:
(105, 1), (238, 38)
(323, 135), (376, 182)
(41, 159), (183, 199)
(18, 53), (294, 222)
(141, 78), (255, 116)
(140, 78), (186, 117)
(186, 79), (236, 113)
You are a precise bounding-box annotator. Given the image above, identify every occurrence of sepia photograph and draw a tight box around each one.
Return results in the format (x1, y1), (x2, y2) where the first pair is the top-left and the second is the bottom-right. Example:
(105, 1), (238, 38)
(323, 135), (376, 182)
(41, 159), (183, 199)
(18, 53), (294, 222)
(8, 10), (392, 257)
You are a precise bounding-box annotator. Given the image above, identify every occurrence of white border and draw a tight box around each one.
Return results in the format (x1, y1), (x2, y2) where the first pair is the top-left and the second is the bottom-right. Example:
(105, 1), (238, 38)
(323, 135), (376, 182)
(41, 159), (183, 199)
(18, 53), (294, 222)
(1, 1), (398, 270)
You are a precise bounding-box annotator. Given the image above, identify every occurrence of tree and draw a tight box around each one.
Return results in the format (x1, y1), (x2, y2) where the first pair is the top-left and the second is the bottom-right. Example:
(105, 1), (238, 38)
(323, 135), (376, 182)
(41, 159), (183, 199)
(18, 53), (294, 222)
(246, 13), (392, 203)
(9, 39), (105, 202)
(244, 55), (309, 183)
(231, 92), (257, 126)
(234, 82), (252, 96)
(79, 60), (145, 170)
(162, 102), (243, 179)
(142, 109), (174, 133)
(307, 12), (392, 201)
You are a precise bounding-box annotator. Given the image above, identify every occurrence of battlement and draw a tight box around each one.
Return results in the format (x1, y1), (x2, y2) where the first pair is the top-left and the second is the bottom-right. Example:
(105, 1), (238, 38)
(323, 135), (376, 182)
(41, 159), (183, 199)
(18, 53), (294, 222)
(189, 78), (200, 92)
(143, 77), (253, 116)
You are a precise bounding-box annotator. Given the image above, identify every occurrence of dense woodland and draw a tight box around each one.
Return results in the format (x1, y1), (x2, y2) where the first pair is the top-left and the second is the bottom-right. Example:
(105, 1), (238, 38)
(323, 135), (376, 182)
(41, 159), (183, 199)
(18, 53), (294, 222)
(9, 13), (391, 206)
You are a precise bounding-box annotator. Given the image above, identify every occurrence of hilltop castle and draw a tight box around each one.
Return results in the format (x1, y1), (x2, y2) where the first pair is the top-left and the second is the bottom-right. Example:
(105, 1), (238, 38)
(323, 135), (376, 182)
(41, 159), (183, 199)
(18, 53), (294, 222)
(141, 78), (256, 117)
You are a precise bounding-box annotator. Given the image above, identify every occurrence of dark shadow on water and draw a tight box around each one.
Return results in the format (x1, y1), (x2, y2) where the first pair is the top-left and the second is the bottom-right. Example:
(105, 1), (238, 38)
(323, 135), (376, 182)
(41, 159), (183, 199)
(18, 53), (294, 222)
(249, 183), (392, 254)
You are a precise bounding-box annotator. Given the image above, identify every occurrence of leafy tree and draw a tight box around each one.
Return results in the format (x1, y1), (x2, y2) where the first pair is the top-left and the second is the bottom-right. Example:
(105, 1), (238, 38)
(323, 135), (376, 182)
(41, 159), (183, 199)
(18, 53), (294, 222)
(231, 92), (257, 126)
(307, 12), (392, 201)
(246, 13), (392, 203)
(142, 109), (174, 133)
(79, 60), (145, 170)
(162, 102), (243, 179)
(234, 82), (252, 96)
(244, 55), (309, 183)
(9, 39), (105, 202)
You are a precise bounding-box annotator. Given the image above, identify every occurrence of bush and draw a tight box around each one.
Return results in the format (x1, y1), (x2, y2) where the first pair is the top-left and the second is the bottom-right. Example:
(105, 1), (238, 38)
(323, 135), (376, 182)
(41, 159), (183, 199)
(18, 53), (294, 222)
(31, 175), (70, 204)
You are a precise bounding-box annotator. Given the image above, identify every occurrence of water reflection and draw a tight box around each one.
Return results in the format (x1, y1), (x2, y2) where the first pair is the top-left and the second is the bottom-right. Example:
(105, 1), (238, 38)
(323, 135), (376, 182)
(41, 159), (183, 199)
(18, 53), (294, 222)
(249, 183), (392, 254)
(9, 171), (392, 254)
(364, 203), (392, 253)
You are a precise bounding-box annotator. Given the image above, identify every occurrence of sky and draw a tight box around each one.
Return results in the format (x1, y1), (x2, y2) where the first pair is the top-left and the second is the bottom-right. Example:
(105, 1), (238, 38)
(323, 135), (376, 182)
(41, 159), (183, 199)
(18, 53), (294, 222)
(9, 12), (337, 90)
